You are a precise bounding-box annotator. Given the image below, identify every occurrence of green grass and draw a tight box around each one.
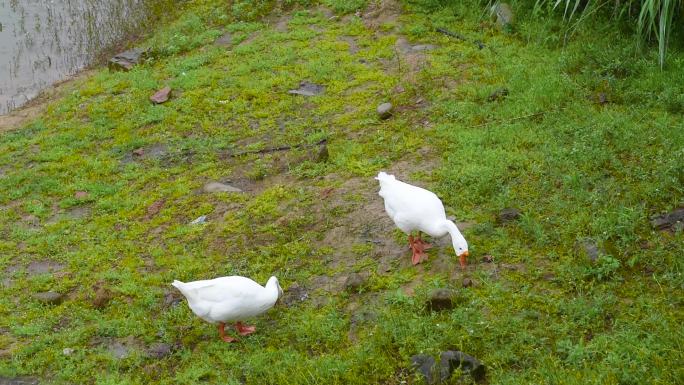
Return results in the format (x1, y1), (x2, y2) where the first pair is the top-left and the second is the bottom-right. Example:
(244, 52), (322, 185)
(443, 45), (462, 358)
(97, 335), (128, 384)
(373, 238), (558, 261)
(1, 0), (683, 384)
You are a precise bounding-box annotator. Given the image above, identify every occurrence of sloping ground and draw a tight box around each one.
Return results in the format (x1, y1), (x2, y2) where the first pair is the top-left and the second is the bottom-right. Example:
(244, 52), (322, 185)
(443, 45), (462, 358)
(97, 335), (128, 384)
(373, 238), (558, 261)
(0, 0), (683, 384)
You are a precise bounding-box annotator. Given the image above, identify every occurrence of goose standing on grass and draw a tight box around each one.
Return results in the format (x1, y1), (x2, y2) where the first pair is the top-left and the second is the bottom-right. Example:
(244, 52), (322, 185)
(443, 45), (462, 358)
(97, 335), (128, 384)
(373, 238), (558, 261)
(172, 276), (283, 343)
(376, 171), (470, 268)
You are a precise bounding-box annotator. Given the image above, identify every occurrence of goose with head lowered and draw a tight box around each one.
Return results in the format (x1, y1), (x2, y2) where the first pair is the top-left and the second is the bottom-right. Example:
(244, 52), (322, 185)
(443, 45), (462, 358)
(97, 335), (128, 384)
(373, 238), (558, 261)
(172, 275), (283, 343)
(376, 171), (469, 268)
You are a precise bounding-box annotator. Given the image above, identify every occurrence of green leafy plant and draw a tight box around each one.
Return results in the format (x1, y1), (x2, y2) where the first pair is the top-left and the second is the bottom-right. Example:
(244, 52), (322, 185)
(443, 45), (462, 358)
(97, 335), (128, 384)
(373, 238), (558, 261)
(535, 0), (682, 66)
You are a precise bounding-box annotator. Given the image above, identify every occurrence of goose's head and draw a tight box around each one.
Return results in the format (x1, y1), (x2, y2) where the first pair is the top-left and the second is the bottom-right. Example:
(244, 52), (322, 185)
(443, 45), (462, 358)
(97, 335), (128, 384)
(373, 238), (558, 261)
(452, 233), (469, 268)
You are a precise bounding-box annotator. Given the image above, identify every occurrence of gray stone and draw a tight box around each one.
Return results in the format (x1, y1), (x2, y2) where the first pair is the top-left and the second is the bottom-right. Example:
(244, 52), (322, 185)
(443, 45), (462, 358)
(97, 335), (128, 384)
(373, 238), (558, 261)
(650, 208), (684, 231)
(411, 354), (438, 384)
(377, 102), (393, 119)
(203, 182), (242, 193)
(497, 208), (520, 223)
(412, 351), (486, 384)
(150, 86), (171, 104)
(62, 347), (75, 356)
(427, 288), (458, 311)
(108, 48), (148, 72)
(439, 350), (486, 383)
(462, 278), (473, 288)
(288, 81), (325, 96)
(579, 239), (600, 262)
(190, 215), (207, 225)
(34, 291), (64, 305)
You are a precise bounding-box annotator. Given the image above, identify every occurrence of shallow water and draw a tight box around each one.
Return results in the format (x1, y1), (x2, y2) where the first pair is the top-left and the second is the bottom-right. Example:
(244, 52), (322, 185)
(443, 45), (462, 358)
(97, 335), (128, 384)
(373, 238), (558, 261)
(0, 0), (151, 115)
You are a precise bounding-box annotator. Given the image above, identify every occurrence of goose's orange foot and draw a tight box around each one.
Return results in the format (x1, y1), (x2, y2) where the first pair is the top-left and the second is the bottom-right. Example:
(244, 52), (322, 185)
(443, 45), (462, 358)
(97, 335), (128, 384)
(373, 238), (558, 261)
(218, 322), (238, 343)
(235, 322), (256, 336)
(408, 235), (430, 265)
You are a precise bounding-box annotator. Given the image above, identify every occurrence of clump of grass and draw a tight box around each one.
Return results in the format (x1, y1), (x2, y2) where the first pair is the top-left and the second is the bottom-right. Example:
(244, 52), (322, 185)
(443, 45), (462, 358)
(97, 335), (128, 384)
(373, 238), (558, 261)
(533, 0), (682, 66)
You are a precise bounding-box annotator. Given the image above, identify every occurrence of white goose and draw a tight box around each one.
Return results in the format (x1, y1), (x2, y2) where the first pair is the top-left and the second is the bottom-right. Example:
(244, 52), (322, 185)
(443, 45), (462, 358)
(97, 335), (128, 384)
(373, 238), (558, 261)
(172, 276), (283, 343)
(376, 171), (469, 268)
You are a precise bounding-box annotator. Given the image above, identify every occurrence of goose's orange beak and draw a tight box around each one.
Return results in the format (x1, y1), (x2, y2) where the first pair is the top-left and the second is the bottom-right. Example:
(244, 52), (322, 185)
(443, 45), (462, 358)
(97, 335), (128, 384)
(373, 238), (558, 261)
(458, 251), (469, 269)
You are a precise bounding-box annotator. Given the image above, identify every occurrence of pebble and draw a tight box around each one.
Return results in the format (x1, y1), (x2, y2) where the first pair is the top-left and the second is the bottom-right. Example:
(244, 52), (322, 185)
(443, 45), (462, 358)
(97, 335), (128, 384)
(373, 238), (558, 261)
(427, 288), (458, 311)
(34, 291), (64, 305)
(377, 102), (393, 119)
(190, 215), (207, 225)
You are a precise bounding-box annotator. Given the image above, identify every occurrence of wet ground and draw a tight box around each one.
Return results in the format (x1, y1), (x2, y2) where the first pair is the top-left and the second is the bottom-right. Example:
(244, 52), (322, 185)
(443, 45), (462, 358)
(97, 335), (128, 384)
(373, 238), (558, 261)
(0, 0), (150, 115)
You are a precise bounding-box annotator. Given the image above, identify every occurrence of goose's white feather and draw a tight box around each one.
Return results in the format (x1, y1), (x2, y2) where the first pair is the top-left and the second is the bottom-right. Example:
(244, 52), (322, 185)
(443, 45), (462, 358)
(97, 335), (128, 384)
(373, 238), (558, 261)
(376, 171), (468, 254)
(172, 276), (281, 324)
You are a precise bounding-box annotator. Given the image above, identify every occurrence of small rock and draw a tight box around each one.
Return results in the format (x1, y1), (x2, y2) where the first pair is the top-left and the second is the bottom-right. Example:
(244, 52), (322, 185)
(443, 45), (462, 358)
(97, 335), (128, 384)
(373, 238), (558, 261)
(108, 48), (148, 72)
(150, 86), (171, 104)
(411, 354), (438, 384)
(34, 291), (64, 305)
(146, 342), (174, 359)
(393, 85), (405, 93)
(62, 347), (75, 356)
(214, 32), (232, 47)
(288, 81), (325, 96)
(462, 278), (473, 288)
(377, 102), (393, 119)
(577, 238), (600, 262)
(202, 182), (242, 193)
(497, 208), (521, 223)
(190, 215), (207, 225)
(439, 350), (486, 383)
(490, 2), (514, 31)
(481, 255), (494, 263)
(650, 208), (684, 231)
(344, 273), (367, 292)
(487, 87), (509, 102)
(74, 191), (88, 199)
(427, 288), (458, 311)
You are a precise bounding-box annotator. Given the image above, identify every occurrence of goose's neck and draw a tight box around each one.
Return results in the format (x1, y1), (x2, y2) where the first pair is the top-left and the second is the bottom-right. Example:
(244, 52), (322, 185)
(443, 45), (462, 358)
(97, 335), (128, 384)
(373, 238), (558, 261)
(264, 278), (280, 305)
(442, 220), (463, 240)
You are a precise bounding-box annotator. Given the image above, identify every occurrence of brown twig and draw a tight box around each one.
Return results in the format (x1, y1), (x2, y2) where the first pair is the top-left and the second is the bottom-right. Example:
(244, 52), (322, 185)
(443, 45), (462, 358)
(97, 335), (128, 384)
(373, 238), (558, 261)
(227, 138), (327, 157)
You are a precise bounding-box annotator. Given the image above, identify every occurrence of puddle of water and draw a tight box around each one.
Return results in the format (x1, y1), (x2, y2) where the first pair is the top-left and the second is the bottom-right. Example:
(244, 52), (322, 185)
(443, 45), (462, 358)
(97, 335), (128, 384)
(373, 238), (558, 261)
(0, 0), (158, 115)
